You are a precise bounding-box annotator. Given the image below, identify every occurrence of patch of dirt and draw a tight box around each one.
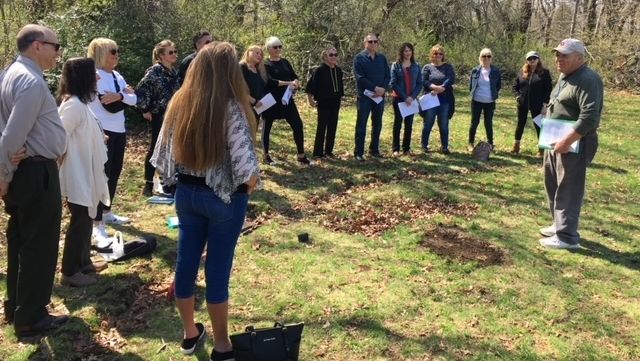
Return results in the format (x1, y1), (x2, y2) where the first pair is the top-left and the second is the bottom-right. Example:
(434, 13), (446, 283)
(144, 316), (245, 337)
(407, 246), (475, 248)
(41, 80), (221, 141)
(312, 192), (478, 237)
(420, 226), (507, 266)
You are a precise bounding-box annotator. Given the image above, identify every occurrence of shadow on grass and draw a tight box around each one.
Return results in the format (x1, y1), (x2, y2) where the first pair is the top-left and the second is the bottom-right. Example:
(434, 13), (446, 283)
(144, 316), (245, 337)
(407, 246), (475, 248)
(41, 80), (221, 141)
(22, 316), (146, 361)
(326, 316), (543, 360)
(573, 239), (640, 271)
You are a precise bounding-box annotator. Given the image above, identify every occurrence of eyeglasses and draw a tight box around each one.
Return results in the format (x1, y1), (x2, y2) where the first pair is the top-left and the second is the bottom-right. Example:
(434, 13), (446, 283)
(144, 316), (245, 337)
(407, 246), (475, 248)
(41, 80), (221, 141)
(204, 40), (212, 45)
(433, 52), (444, 56)
(167, 50), (178, 55)
(328, 53), (338, 57)
(527, 57), (539, 61)
(110, 49), (120, 55)
(272, 45), (283, 49)
(481, 54), (492, 58)
(367, 40), (379, 44)
(39, 40), (61, 52)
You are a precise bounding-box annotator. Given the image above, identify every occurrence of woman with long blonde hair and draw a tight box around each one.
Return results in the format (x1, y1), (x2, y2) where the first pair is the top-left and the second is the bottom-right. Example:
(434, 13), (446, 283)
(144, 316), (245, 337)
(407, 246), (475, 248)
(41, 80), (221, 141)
(239, 44), (269, 127)
(151, 42), (259, 361)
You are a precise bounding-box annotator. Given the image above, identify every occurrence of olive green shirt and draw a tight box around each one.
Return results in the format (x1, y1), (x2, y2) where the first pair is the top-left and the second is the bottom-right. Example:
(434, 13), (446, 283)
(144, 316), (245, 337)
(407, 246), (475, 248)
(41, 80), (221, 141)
(548, 64), (603, 136)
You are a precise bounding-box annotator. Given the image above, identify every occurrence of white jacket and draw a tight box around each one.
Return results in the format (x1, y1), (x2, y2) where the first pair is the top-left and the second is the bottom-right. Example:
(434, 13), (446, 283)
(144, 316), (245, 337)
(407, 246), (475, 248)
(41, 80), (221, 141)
(59, 96), (110, 218)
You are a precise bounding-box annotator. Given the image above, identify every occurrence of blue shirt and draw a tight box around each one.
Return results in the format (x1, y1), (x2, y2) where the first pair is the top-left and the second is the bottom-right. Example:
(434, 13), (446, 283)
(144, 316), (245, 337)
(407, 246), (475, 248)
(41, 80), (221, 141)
(353, 50), (390, 97)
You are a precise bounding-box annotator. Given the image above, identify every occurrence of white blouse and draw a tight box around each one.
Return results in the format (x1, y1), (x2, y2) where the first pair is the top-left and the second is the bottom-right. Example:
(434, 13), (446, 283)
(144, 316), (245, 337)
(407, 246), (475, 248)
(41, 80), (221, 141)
(88, 68), (137, 133)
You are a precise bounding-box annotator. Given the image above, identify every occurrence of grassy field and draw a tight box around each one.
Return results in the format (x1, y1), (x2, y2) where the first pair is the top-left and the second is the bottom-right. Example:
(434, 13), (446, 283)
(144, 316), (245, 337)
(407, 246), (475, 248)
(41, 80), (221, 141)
(1, 89), (639, 361)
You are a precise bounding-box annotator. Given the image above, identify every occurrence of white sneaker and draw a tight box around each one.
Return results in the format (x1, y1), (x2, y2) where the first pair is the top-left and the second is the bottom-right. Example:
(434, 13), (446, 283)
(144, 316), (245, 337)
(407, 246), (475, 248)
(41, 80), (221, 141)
(92, 223), (112, 249)
(539, 225), (556, 237)
(539, 235), (580, 249)
(102, 211), (130, 225)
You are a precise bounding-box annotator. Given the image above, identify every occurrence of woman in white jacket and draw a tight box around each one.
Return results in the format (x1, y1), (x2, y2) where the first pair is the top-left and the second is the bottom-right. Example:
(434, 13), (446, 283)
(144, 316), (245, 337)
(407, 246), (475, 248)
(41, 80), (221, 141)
(57, 58), (111, 287)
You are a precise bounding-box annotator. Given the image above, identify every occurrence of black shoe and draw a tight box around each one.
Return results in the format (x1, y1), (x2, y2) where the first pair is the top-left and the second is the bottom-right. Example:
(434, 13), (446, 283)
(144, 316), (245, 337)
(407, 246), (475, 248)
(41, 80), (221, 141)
(263, 154), (274, 165)
(441, 148), (451, 155)
(297, 156), (312, 165)
(210, 349), (235, 361)
(181, 322), (206, 355)
(369, 152), (384, 159)
(14, 314), (69, 337)
(142, 182), (153, 197)
(325, 152), (336, 158)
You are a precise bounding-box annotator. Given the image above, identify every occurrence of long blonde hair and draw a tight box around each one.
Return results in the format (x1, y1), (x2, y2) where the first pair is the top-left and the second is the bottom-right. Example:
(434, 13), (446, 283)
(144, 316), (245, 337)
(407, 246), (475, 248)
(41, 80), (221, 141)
(240, 44), (267, 81)
(163, 42), (256, 171)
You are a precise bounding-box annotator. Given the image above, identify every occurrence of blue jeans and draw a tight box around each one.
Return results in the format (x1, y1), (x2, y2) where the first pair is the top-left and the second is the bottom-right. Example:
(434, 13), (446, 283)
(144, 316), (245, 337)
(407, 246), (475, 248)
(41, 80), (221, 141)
(174, 182), (249, 304)
(354, 96), (384, 156)
(421, 102), (450, 150)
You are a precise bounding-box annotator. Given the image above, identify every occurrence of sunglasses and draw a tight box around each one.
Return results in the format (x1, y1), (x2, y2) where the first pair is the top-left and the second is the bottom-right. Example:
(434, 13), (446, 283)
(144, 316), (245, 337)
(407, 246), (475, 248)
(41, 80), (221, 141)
(40, 40), (61, 52)
(272, 45), (283, 49)
(328, 53), (338, 57)
(167, 50), (178, 55)
(110, 49), (120, 55)
(481, 54), (492, 58)
(204, 40), (212, 45)
(433, 52), (444, 56)
(527, 57), (539, 61)
(367, 40), (379, 44)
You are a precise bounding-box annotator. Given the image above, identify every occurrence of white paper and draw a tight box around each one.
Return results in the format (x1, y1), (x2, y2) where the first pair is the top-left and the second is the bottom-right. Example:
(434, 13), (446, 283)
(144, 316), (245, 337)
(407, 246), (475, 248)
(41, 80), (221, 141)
(419, 93), (440, 111)
(398, 100), (420, 118)
(363, 89), (383, 104)
(281, 85), (293, 105)
(533, 114), (543, 128)
(253, 93), (276, 115)
(538, 118), (579, 153)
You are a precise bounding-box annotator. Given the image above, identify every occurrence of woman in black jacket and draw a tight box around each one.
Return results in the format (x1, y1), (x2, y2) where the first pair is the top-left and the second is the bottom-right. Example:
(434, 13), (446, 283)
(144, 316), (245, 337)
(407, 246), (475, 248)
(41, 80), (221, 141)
(262, 36), (311, 165)
(306, 46), (344, 159)
(239, 44), (268, 128)
(512, 51), (552, 154)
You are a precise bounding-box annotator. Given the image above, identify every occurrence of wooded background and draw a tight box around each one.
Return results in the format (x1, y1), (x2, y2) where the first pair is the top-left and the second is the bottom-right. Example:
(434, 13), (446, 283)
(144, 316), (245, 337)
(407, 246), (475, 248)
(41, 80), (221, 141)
(2, 0), (639, 95)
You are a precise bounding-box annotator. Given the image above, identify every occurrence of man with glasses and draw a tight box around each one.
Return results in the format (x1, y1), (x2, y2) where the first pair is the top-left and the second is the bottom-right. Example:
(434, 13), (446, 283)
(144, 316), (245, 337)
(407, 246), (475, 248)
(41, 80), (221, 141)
(353, 33), (390, 161)
(177, 30), (213, 85)
(0, 24), (69, 336)
(539, 38), (603, 249)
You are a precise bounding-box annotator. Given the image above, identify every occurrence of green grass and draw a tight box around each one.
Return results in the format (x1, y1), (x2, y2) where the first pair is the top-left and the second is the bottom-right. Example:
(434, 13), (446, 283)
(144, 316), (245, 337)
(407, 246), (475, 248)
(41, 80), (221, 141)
(1, 89), (639, 360)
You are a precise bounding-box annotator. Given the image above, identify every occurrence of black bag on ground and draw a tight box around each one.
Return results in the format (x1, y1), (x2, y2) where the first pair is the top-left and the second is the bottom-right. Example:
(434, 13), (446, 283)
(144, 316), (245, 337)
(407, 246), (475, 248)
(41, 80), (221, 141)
(113, 236), (157, 262)
(230, 322), (304, 361)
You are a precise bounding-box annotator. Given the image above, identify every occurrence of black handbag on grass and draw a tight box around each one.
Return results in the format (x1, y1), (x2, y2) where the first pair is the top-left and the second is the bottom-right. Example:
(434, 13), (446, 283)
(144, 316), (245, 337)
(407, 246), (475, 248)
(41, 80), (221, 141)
(230, 322), (304, 361)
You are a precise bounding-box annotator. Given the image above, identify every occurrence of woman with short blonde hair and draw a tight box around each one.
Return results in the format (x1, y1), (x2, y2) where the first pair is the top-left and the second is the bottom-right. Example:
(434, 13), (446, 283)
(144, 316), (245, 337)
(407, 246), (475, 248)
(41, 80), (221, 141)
(87, 37), (137, 244)
(468, 47), (501, 150)
(151, 42), (259, 361)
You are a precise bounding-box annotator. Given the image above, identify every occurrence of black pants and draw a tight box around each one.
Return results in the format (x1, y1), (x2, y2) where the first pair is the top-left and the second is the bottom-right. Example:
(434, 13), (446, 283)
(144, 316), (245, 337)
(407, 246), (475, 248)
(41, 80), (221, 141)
(262, 104), (305, 155)
(145, 113), (163, 183)
(4, 159), (61, 326)
(515, 105), (541, 141)
(313, 101), (340, 157)
(62, 203), (93, 276)
(96, 130), (126, 221)
(469, 100), (495, 145)
(391, 98), (414, 152)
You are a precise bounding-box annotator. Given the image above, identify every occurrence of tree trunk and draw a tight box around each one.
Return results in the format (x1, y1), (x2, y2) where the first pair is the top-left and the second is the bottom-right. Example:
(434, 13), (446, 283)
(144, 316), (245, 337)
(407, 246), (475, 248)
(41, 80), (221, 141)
(519, 0), (533, 33)
(570, 0), (581, 37)
(584, 0), (597, 40)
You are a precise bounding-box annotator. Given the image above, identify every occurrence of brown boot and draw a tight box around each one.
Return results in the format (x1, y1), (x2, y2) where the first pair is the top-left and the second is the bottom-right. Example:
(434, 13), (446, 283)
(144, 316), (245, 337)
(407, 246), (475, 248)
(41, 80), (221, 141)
(511, 142), (520, 154)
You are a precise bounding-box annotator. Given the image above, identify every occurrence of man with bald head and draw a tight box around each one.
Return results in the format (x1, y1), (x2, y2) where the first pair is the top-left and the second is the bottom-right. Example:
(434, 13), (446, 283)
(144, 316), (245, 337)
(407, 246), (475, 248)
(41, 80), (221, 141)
(539, 38), (603, 249)
(0, 24), (68, 336)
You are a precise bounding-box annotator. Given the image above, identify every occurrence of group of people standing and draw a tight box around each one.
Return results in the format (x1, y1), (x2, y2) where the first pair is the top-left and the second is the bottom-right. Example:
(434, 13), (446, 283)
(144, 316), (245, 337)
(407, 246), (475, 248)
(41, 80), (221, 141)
(0, 21), (602, 361)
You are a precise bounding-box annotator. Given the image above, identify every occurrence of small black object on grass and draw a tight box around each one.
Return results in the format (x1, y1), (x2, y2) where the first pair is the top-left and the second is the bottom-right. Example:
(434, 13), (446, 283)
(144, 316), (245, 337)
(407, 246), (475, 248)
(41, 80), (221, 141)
(297, 233), (310, 244)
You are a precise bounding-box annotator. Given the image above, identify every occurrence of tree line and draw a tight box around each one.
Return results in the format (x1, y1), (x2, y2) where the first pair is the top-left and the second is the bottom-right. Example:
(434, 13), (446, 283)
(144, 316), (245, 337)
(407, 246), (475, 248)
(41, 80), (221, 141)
(2, 0), (639, 95)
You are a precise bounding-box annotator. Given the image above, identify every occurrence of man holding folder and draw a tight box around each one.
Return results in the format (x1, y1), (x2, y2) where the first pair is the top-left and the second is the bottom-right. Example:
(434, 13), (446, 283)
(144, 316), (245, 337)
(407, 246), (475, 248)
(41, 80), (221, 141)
(539, 38), (603, 249)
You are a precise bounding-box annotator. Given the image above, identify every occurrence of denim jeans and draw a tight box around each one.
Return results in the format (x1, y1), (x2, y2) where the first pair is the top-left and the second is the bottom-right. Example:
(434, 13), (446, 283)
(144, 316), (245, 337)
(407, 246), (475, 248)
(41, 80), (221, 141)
(469, 100), (495, 145)
(421, 102), (450, 150)
(354, 96), (384, 156)
(174, 182), (249, 304)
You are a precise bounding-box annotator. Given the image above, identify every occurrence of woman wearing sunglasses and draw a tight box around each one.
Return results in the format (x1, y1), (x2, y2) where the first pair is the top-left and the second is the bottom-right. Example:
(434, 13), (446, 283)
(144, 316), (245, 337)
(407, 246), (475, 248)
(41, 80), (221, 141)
(468, 48), (501, 151)
(306, 46), (344, 159)
(262, 36), (312, 165)
(512, 51), (552, 154)
(136, 40), (180, 196)
(87, 38), (137, 248)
